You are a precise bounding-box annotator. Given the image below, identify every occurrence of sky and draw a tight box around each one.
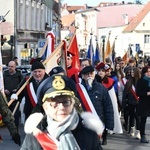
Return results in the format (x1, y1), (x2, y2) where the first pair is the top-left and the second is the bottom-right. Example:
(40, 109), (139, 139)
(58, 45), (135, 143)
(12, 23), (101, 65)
(62, 0), (147, 6)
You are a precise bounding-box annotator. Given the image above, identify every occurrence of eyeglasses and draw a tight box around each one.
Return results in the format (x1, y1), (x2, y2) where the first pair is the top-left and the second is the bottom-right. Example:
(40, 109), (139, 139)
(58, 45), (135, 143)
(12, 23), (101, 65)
(49, 99), (72, 108)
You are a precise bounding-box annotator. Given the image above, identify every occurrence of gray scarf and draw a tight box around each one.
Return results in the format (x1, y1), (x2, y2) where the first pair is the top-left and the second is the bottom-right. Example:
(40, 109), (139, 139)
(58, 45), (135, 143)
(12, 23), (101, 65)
(47, 108), (80, 150)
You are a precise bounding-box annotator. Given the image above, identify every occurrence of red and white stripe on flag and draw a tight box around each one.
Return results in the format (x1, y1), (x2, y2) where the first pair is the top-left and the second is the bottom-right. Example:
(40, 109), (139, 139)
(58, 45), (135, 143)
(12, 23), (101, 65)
(46, 31), (55, 58)
(0, 49), (4, 93)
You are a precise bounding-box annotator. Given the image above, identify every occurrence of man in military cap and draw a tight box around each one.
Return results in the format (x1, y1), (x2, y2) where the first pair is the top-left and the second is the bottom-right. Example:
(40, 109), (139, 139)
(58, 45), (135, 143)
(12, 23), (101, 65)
(21, 75), (103, 150)
(0, 92), (20, 145)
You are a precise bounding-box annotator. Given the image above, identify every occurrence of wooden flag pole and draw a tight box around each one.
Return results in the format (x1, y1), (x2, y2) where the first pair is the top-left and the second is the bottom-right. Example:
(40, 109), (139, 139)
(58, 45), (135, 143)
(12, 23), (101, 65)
(67, 27), (77, 50)
(8, 76), (31, 107)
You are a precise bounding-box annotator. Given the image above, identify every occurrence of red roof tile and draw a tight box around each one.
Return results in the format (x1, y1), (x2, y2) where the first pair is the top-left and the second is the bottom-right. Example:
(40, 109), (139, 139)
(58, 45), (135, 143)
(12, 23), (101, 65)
(123, 2), (150, 32)
(97, 4), (144, 28)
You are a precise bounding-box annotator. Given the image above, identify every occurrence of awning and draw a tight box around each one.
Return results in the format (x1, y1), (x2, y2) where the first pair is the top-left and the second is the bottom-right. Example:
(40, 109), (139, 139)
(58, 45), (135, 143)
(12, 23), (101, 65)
(0, 21), (14, 35)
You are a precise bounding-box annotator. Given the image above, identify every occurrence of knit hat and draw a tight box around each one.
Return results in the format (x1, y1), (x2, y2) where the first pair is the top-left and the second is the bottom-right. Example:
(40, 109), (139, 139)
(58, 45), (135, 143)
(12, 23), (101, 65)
(31, 61), (45, 71)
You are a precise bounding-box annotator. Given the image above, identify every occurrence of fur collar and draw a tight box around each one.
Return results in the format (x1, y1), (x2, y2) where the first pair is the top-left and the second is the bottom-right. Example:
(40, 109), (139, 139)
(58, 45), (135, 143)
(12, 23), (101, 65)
(24, 112), (104, 136)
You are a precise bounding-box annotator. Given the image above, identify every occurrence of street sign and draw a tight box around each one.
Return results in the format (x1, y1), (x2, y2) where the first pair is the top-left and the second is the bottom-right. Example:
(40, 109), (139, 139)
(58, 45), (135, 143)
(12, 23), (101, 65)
(38, 39), (46, 48)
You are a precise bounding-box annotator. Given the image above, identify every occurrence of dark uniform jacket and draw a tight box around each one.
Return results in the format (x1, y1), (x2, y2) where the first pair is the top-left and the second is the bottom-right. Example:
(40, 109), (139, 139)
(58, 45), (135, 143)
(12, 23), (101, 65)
(3, 69), (23, 100)
(81, 79), (114, 131)
(20, 115), (102, 150)
(17, 73), (49, 119)
(136, 76), (150, 117)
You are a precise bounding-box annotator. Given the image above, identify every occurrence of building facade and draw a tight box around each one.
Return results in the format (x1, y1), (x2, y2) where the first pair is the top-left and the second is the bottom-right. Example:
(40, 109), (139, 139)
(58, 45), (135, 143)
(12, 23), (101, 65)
(0, 0), (61, 65)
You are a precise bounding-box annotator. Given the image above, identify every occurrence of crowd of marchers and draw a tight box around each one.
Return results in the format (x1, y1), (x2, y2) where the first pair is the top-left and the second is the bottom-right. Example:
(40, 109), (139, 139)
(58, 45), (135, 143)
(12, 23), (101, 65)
(0, 53), (150, 150)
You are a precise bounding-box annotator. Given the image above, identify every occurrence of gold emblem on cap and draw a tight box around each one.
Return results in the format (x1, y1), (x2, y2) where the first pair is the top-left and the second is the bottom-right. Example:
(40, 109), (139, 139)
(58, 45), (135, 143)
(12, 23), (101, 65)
(52, 76), (65, 90)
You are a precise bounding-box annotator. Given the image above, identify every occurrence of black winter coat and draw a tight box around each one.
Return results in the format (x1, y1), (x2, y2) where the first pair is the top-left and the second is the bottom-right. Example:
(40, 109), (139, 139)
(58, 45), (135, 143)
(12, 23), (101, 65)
(3, 69), (23, 99)
(21, 116), (102, 150)
(122, 84), (138, 109)
(136, 76), (150, 117)
(17, 73), (49, 119)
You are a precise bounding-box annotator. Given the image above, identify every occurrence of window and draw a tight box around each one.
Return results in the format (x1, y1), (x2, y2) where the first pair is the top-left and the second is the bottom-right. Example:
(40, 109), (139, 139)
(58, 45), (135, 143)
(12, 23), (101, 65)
(144, 35), (150, 43)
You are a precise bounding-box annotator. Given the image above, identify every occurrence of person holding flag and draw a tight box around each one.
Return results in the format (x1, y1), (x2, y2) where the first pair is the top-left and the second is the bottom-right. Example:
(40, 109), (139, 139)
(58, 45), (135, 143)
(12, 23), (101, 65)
(11, 60), (49, 121)
(66, 51), (79, 78)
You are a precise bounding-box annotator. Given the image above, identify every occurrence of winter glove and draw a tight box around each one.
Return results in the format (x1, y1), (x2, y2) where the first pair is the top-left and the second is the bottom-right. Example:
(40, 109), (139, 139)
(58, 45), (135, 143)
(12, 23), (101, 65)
(10, 94), (18, 100)
(12, 133), (21, 146)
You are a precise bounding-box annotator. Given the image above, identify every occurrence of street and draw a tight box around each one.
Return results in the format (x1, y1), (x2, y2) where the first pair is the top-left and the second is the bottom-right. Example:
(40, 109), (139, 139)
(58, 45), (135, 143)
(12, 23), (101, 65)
(102, 117), (150, 150)
(0, 118), (150, 150)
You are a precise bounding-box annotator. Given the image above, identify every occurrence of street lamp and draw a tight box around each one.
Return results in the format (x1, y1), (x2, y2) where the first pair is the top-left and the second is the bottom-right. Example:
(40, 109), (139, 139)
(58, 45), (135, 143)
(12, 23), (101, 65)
(101, 35), (106, 62)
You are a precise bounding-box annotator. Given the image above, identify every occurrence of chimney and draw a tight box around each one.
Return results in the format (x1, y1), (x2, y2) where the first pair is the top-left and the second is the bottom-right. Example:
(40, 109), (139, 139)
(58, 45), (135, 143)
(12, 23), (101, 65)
(84, 4), (87, 9)
(125, 14), (128, 25)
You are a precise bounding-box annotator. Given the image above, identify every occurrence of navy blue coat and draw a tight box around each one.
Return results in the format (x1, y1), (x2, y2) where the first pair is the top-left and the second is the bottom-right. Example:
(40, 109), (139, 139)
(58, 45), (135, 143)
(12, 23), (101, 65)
(81, 79), (114, 131)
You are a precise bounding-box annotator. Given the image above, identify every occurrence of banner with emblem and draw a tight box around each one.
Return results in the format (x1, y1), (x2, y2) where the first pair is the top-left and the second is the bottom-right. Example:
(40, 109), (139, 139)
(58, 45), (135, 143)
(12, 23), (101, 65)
(43, 41), (67, 74)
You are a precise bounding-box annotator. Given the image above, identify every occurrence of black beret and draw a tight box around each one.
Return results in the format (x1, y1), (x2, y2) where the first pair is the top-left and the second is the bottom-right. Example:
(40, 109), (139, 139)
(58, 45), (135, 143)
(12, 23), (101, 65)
(80, 66), (94, 75)
(49, 66), (65, 76)
(31, 61), (45, 71)
(36, 75), (77, 105)
(67, 51), (75, 57)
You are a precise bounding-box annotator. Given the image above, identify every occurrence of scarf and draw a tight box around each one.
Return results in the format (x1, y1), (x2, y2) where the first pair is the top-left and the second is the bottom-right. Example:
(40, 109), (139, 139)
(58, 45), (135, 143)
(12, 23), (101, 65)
(143, 75), (150, 87)
(47, 108), (80, 150)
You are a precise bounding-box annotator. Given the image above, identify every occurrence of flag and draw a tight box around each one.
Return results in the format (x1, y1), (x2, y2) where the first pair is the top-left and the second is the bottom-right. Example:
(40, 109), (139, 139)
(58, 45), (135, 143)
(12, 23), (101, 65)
(67, 34), (80, 70)
(111, 38), (117, 64)
(43, 41), (67, 74)
(39, 31), (55, 60)
(94, 41), (100, 62)
(105, 34), (112, 59)
(0, 50), (4, 93)
(0, 48), (4, 126)
(122, 50), (129, 64)
(87, 38), (94, 65)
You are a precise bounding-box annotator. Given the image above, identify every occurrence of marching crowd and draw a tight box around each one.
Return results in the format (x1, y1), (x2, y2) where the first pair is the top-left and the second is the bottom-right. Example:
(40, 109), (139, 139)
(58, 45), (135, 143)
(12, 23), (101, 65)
(0, 53), (150, 149)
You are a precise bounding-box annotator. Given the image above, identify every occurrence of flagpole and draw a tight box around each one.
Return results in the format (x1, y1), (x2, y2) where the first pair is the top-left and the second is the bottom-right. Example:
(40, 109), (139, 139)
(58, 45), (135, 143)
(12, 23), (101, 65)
(67, 27), (78, 50)
(101, 36), (106, 62)
(90, 29), (93, 64)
